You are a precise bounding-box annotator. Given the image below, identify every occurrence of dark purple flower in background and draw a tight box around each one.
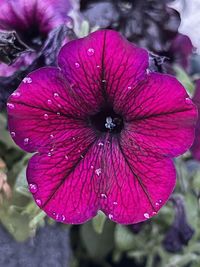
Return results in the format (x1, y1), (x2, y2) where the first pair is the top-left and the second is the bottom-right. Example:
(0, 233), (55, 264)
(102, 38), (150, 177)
(0, 0), (74, 110)
(161, 33), (194, 73)
(0, 0), (71, 76)
(163, 195), (194, 253)
(80, 0), (180, 54)
(7, 30), (197, 224)
(191, 80), (200, 160)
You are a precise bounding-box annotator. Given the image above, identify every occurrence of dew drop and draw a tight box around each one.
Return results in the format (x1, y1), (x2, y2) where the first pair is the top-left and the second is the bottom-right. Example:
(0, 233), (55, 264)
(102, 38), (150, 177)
(158, 199), (162, 204)
(12, 92), (20, 97)
(7, 103), (15, 109)
(102, 79), (106, 83)
(144, 213), (150, 219)
(47, 99), (52, 105)
(87, 48), (95, 56)
(75, 62), (80, 68)
(44, 114), (49, 120)
(108, 214), (113, 220)
(98, 142), (104, 147)
(72, 137), (76, 141)
(91, 165), (94, 169)
(127, 86), (132, 90)
(36, 199), (42, 206)
(57, 112), (61, 116)
(11, 131), (16, 137)
(152, 211), (157, 215)
(146, 69), (151, 75)
(95, 168), (102, 176)
(24, 138), (29, 145)
(100, 193), (107, 199)
(50, 134), (54, 139)
(61, 214), (66, 222)
(155, 202), (159, 207)
(48, 152), (52, 157)
(65, 155), (69, 160)
(80, 155), (84, 159)
(23, 77), (32, 83)
(29, 183), (38, 194)
(113, 201), (118, 205)
(54, 92), (59, 99)
(185, 97), (192, 105)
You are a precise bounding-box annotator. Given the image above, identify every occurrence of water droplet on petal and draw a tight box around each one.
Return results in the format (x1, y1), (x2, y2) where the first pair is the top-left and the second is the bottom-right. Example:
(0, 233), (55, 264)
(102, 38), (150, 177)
(100, 193), (107, 199)
(146, 69), (151, 75)
(29, 183), (38, 194)
(108, 214), (113, 220)
(48, 152), (52, 157)
(11, 131), (16, 137)
(155, 202), (159, 207)
(113, 201), (118, 205)
(185, 97), (193, 105)
(44, 114), (49, 120)
(158, 199), (162, 204)
(97, 65), (100, 69)
(36, 199), (42, 206)
(98, 142), (104, 147)
(127, 86), (132, 90)
(91, 165), (94, 169)
(61, 214), (66, 222)
(87, 48), (95, 56)
(95, 168), (102, 176)
(57, 112), (61, 116)
(23, 77), (32, 83)
(65, 155), (68, 160)
(54, 93), (59, 99)
(144, 213), (150, 219)
(102, 79), (106, 83)
(80, 155), (84, 159)
(7, 103), (15, 109)
(12, 92), (20, 97)
(152, 211), (157, 215)
(24, 138), (29, 145)
(50, 134), (54, 139)
(75, 62), (80, 68)
(47, 99), (52, 105)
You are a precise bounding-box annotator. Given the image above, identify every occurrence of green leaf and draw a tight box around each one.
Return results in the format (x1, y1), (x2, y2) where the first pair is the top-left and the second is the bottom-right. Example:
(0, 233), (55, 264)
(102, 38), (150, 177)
(80, 220), (115, 261)
(115, 225), (135, 252)
(92, 211), (106, 234)
(174, 65), (195, 96)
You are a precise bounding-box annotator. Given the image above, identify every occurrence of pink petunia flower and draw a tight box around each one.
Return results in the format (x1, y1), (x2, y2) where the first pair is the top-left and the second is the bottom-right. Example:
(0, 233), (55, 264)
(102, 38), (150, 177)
(7, 30), (197, 224)
(0, 0), (71, 76)
(191, 80), (200, 160)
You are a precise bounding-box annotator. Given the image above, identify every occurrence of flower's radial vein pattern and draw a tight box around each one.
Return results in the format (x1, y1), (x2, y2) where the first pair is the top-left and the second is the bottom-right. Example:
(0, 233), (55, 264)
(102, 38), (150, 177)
(7, 30), (197, 224)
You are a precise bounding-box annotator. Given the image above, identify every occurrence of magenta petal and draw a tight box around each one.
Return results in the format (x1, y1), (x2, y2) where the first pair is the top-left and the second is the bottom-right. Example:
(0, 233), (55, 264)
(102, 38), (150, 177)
(7, 67), (95, 153)
(122, 73), (197, 157)
(27, 139), (106, 224)
(100, 138), (176, 224)
(191, 80), (200, 160)
(58, 30), (148, 110)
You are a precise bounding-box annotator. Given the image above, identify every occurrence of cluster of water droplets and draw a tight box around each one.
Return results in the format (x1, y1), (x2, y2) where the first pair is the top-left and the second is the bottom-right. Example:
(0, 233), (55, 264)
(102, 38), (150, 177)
(143, 199), (162, 219)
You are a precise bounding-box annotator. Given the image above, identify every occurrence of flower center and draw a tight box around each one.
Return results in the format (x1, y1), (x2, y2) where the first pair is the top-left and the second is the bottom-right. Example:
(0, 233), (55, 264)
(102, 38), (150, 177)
(19, 24), (46, 50)
(90, 107), (124, 134)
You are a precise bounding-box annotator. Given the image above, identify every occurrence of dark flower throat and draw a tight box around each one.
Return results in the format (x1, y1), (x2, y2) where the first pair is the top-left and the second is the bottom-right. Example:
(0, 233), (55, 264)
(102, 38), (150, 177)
(90, 107), (124, 134)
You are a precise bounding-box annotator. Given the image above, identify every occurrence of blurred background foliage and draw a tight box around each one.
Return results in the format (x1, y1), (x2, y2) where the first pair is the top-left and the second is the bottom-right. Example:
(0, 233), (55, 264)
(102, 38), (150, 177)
(0, 0), (200, 267)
